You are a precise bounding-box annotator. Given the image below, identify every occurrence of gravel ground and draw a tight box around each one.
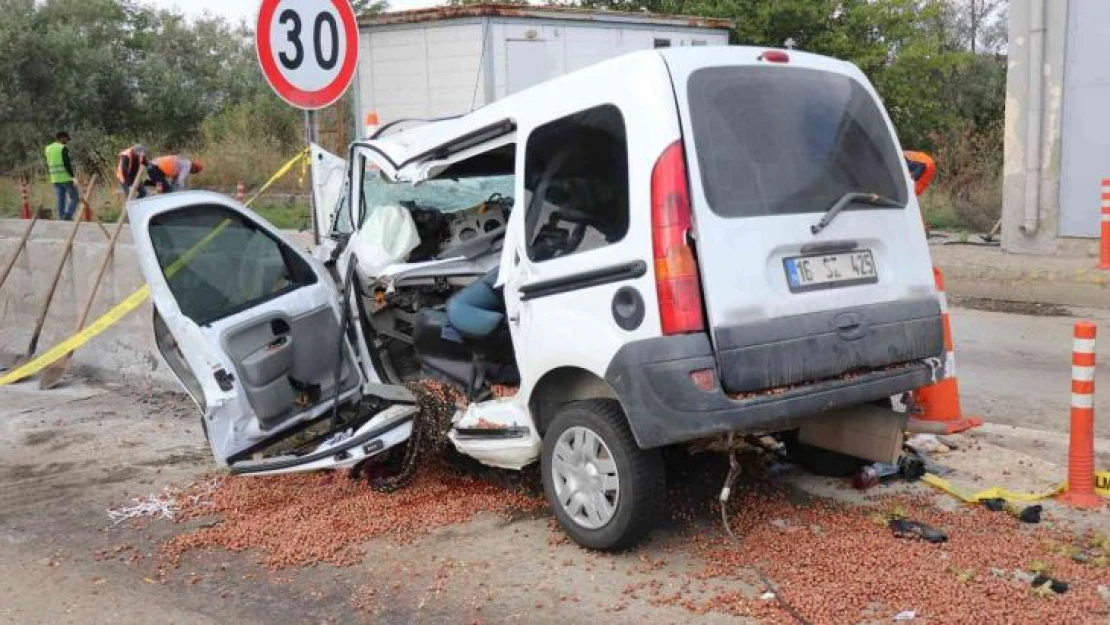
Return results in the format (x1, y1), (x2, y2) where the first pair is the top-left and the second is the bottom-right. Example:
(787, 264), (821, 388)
(4, 300), (1110, 625)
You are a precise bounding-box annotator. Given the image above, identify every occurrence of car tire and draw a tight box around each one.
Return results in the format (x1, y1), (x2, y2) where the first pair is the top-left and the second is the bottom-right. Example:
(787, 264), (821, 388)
(782, 432), (868, 478)
(541, 399), (664, 551)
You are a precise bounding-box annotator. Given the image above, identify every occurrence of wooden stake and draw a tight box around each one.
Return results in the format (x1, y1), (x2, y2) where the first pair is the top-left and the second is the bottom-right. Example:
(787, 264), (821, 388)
(40, 171), (145, 389)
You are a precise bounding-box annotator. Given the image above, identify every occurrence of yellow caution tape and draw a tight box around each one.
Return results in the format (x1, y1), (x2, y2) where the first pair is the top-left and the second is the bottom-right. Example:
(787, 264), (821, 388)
(0, 149), (310, 386)
(1096, 470), (1109, 497)
(923, 470), (1110, 503)
(921, 473), (1065, 504)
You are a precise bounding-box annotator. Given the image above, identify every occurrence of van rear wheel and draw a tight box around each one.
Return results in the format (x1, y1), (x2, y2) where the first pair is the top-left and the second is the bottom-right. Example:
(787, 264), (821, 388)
(541, 400), (664, 551)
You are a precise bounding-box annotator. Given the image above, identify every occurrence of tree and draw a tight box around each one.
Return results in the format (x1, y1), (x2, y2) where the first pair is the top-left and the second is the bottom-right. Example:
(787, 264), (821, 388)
(0, 0), (287, 173)
(350, 0), (389, 17)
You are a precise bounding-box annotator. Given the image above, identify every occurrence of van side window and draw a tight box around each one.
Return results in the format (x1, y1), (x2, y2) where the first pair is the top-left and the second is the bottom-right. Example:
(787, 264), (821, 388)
(654, 38), (671, 48)
(149, 205), (317, 325)
(523, 105), (629, 262)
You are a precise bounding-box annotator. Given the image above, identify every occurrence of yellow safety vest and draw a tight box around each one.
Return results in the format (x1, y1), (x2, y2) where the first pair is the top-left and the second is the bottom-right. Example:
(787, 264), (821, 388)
(44, 142), (73, 184)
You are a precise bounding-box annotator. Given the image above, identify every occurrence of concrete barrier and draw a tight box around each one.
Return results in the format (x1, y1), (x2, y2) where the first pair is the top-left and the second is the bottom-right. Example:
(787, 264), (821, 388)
(0, 219), (314, 390)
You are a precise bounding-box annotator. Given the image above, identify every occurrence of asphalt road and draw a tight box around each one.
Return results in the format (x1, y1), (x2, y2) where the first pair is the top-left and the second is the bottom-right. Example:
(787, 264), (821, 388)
(953, 304), (1110, 438)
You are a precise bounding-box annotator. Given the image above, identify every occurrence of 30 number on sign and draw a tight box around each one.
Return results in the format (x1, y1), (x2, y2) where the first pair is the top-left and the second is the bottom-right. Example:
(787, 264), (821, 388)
(277, 9), (339, 71)
(256, 0), (359, 110)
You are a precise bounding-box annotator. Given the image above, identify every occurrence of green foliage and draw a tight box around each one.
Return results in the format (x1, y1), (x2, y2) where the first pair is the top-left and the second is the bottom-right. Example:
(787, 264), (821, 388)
(0, 0), (280, 177)
(580, 0), (1007, 230)
(1, 0), (1006, 231)
(350, 0), (390, 17)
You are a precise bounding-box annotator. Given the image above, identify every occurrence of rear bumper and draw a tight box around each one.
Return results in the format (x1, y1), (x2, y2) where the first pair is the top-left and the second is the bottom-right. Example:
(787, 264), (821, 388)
(605, 333), (940, 449)
(715, 298), (943, 394)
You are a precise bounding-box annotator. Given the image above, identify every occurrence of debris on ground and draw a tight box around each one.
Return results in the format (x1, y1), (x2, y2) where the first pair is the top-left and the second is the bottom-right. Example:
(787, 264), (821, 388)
(888, 518), (948, 543)
(1031, 574), (1070, 595)
(1020, 504), (1044, 524)
(852, 454), (926, 490)
(107, 477), (220, 526)
(157, 462), (542, 572)
(358, 380), (463, 493)
(907, 433), (950, 455)
(681, 478), (1110, 624)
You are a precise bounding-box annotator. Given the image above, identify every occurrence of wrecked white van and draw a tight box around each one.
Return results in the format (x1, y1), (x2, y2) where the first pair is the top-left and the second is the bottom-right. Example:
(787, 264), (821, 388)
(130, 46), (944, 550)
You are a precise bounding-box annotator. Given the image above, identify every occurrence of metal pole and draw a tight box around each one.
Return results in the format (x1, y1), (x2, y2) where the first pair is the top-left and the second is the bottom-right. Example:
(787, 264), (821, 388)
(305, 109), (321, 246)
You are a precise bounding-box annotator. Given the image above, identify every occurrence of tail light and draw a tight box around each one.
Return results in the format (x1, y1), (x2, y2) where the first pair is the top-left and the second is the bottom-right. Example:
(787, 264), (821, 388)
(651, 140), (705, 335)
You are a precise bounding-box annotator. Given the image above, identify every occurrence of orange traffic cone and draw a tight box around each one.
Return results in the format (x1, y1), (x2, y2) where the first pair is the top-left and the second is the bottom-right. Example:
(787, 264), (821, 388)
(911, 267), (983, 434)
(235, 181), (245, 202)
(1058, 321), (1105, 508)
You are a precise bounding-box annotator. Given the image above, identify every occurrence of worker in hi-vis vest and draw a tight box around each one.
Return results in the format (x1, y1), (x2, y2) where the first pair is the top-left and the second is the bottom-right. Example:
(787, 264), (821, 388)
(148, 155), (203, 193)
(117, 144), (149, 199)
(44, 131), (79, 220)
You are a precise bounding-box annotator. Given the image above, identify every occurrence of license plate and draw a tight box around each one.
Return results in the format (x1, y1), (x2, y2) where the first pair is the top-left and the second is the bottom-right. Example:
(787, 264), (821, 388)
(784, 251), (878, 292)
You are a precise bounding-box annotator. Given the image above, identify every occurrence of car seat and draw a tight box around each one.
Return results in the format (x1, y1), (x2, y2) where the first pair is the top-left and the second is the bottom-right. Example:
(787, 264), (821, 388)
(412, 268), (518, 397)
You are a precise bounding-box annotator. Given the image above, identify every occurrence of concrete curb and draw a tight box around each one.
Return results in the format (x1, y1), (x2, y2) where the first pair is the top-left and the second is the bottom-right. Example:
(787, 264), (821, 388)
(931, 242), (1110, 309)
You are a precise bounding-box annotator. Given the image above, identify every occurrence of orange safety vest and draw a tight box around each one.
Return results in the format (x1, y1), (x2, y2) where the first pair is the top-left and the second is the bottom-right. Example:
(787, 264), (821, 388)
(152, 156), (180, 178)
(116, 149), (141, 184)
(903, 150), (936, 197)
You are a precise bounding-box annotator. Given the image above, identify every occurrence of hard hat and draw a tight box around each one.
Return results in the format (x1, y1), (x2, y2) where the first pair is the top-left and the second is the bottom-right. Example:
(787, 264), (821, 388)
(190, 160), (204, 174)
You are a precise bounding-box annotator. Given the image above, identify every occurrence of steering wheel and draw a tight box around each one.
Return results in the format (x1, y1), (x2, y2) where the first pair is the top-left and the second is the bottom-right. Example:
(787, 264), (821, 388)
(479, 192), (514, 213)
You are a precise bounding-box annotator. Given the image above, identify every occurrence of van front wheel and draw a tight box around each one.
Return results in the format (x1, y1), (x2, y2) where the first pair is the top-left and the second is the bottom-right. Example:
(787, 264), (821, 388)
(541, 400), (664, 551)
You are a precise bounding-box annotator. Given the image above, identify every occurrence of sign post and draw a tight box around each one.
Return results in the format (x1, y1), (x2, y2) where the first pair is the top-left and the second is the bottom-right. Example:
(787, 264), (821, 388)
(256, 0), (360, 244)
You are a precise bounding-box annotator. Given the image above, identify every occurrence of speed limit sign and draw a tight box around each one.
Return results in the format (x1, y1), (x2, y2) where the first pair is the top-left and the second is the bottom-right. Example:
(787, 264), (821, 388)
(256, 0), (360, 110)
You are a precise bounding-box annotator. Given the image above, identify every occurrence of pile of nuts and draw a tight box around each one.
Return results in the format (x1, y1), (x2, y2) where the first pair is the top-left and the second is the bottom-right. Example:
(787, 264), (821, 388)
(158, 379), (541, 573)
(159, 462), (542, 572)
(670, 488), (1110, 624)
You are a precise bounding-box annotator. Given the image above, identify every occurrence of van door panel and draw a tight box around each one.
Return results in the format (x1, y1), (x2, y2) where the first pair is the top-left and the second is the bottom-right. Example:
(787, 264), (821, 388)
(129, 194), (369, 465)
(662, 50), (943, 393)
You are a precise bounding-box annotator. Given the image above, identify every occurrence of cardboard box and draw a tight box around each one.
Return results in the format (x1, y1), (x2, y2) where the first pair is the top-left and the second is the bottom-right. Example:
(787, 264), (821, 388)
(798, 404), (906, 464)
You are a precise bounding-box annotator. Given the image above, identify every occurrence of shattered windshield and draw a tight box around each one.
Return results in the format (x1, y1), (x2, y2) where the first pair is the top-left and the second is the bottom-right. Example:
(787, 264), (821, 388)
(360, 168), (515, 226)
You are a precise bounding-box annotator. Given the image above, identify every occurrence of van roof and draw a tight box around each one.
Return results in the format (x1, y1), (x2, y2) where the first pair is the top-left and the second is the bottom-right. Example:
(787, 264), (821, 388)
(365, 46), (864, 170)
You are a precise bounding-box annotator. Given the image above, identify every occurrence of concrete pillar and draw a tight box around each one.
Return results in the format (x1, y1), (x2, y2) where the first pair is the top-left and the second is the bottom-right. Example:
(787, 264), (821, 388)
(1001, 0), (1069, 255)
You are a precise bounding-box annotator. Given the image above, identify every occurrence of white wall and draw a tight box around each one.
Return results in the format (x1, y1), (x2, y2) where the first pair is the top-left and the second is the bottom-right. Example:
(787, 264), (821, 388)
(1058, 0), (1110, 237)
(357, 21), (488, 127)
(356, 18), (727, 135)
(490, 21), (727, 100)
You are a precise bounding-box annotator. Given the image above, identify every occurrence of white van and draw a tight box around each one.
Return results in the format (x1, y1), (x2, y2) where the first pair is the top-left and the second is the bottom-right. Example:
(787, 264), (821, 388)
(130, 46), (943, 550)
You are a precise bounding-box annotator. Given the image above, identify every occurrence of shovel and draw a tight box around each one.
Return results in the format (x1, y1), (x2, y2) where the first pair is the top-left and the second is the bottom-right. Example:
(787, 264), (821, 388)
(40, 172), (145, 389)
(9, 176), (99, 371)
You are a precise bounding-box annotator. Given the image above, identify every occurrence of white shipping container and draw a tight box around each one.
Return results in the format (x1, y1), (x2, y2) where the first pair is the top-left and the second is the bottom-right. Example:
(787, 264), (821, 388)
(354, 5), (731, 135)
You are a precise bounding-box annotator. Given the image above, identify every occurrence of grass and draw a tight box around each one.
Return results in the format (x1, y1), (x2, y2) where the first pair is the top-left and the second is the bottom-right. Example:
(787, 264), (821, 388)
(0, 176), (314, 232)
(251, 202), (313, 231)
(920, 187), (968, 231)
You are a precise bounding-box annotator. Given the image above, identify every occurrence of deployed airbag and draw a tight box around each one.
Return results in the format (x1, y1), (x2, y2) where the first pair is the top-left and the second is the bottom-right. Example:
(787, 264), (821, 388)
(349, 204), (422, 276)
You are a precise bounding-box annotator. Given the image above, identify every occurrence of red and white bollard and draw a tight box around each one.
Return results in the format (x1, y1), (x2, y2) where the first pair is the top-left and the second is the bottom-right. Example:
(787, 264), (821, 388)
(1100, 179), (1110, 269)
(235, 181), (245, 202)
(19, 179), (31, 220)
(1059, 321), (1105, 508)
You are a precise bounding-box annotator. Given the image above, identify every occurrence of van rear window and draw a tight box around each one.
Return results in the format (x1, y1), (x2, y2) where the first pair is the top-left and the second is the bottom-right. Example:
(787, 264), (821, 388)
(687, 66), (907, 218)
